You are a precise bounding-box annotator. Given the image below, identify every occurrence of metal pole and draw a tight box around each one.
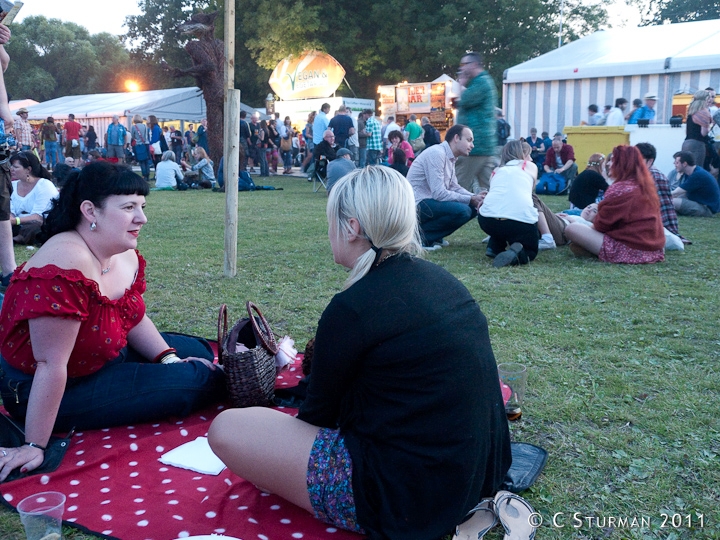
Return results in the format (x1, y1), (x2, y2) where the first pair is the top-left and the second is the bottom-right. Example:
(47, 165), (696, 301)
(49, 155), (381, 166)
(223, 0), (239, 277)
(558, 0), (565, 48)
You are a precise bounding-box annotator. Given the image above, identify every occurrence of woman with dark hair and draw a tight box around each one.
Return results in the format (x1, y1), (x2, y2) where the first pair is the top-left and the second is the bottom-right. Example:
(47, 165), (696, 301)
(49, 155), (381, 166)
(387, 129), (414, 165)
(9, 151), (58, 244)
(0, 162), (225, 482)
(565, 145), (664, 263)
(147, 115), (166, 168)
(84, 125), (98, 154)
(267, 119), (280, 174)
(389, 147), (409, 177)
(568, 153), (608, 209)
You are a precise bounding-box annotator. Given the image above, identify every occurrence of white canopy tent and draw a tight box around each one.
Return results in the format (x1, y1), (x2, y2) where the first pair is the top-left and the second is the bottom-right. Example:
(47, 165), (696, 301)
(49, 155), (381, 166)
(22, 87), (262, 136)
(503, 19), (720, 137)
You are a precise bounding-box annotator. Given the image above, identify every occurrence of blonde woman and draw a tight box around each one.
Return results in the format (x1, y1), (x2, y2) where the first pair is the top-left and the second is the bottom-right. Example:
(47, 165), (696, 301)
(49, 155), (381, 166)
(181, 146), (216, 188)
(682, 90), (713, 168)
(209, 166), (511, 539)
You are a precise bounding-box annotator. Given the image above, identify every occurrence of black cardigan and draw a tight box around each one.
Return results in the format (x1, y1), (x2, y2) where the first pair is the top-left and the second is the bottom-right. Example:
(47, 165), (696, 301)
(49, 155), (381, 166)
(298, 255), (511, 540)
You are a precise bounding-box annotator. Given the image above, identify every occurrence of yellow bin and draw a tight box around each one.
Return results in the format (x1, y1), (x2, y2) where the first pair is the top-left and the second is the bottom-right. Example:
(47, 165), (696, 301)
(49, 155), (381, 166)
(564, 126), (629, 172)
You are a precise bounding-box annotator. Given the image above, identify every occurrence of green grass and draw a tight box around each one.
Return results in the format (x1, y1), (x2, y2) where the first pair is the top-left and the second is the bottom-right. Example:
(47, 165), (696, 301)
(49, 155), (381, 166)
(2, 176), (719, 539)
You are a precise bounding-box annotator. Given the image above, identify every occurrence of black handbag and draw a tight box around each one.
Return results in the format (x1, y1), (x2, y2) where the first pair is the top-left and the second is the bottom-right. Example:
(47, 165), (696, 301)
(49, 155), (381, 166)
(0, 414), (74, 484)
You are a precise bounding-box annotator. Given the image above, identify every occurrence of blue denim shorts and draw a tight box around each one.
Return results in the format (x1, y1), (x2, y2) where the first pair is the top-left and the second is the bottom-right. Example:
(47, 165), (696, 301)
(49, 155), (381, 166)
(306, 428), (364, 534)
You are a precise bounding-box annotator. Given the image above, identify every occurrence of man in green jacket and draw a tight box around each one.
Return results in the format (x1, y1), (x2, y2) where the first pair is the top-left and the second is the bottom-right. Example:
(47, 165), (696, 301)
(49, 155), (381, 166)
(455, 52), (499, 193)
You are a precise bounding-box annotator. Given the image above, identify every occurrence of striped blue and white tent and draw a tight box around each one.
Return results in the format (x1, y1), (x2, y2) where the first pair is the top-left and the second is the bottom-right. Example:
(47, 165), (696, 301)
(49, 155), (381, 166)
(503, 19), (720, 138)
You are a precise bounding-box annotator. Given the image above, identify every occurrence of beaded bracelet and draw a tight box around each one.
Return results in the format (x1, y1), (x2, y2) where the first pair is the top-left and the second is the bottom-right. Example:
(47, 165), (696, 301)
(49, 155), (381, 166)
(160, 354), (182, 364)
(153, 347), (178, 364)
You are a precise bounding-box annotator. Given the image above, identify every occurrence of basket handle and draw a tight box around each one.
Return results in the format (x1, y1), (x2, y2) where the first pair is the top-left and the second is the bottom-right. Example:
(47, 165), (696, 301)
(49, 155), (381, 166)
(217, 304), (228, 364)
(246, 301), (279, 355)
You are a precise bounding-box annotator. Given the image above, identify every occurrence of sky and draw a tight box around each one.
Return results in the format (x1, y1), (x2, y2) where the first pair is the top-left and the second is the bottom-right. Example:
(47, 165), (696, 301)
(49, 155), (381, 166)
(15, 0), (644, 37)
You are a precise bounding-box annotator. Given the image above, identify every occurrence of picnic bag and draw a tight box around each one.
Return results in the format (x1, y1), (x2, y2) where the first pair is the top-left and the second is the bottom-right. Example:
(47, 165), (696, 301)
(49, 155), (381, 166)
(280, 136), (292, 152)
(218, 302), (279, 408)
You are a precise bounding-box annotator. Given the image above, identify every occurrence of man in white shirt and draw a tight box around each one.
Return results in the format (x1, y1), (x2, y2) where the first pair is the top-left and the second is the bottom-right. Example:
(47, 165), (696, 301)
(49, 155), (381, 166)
(605, 98), (628, 126)
(407, 124), (485, 250)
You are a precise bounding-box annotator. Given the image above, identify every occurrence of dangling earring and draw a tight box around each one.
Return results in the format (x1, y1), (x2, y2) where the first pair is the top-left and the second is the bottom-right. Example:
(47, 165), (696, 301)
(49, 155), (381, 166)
(90, 222), (97, 232)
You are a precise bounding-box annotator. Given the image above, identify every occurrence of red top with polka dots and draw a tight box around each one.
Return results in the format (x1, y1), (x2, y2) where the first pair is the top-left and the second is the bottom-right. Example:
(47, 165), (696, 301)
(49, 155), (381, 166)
(0, 253), (146, 377)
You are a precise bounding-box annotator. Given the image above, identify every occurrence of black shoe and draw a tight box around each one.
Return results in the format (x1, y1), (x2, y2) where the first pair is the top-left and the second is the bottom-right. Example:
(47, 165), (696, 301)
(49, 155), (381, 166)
(493, 242), (524, 268)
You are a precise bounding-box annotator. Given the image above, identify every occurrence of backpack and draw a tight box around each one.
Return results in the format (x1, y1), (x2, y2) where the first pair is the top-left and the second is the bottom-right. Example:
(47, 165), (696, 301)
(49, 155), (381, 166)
(497, 119), (510, 141)
(433, 128), (441, 144)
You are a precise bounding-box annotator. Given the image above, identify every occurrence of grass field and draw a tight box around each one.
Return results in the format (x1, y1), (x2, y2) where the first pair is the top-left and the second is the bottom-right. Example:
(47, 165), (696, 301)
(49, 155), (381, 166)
(1, 174), (718, 539)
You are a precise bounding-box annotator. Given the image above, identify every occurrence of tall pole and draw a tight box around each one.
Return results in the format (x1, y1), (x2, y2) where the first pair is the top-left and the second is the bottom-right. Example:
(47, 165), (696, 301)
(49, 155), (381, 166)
(558, 0), (565, 48)
(223, 0), (240, 277)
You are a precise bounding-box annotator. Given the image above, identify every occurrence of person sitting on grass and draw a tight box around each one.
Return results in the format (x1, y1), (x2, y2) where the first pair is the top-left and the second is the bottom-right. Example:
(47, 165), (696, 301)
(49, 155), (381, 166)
(537, 135), (577, 195)
(0, 161), (226, 482)
(9, 151), (58, 245)
(671, 151), (720, 218)
(181, 146), (216, 189)
(568, 153), (608, 209)
(154, 150), (184, 190)
(389, 147), (409, 177)
(478, 140), (539, 268)
(208, 166), (511, 540)
(565, 145), (665, 264)
(387, 129), (414, 166)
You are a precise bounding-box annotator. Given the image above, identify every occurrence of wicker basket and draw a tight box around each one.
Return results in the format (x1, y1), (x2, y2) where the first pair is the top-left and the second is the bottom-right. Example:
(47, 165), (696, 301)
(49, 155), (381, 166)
(218, 302), (279, 408)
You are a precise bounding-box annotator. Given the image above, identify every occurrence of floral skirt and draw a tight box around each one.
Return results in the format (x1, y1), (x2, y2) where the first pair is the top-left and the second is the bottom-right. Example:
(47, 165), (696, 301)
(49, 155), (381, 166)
(306, 428), (365, 533)
(599, 234), (664, 264)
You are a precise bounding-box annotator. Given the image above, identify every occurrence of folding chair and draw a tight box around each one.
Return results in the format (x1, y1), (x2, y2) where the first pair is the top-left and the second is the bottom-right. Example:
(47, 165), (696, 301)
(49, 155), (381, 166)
(309, 156), (328, 193)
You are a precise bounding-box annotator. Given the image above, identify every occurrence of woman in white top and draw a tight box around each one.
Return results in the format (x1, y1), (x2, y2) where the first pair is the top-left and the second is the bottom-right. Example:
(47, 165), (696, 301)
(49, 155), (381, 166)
(154, 151), (184, 190)
(9, 151), (59, 244)
(477, 140), (539, 268)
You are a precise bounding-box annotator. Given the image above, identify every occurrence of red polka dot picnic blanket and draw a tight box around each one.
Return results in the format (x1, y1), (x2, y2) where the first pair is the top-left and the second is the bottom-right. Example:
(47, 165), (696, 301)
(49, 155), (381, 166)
(0, 364), (362, 540)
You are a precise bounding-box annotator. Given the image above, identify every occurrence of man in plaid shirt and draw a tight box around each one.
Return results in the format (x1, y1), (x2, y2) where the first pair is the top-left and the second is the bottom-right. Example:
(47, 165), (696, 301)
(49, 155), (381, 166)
(636, 143), (685, 241)
(13, 108), (33, 151)
(365, 111), (382, 166)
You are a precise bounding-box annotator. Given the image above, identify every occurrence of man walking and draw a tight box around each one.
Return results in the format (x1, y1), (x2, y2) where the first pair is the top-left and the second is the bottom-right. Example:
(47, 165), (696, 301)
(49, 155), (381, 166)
(407, 124), (484, 250)
(455, 52), (498, 193)
(105, 115), (128, 163)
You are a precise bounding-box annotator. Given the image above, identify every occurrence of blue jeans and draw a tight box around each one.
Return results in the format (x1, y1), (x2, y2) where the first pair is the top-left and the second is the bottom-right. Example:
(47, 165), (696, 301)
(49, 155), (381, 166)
(281, 149), (292, 169)
(417, 199), (476, 246)
(44, 141), (59, 169)
(358, 147), (367, 168)
(257, 148), (269, 176)
(138, 158), (153, 180)
(0, 333), (226, 432)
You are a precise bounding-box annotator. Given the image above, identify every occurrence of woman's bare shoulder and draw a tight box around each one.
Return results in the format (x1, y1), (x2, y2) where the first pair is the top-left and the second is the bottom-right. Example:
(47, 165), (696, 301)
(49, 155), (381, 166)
(23, 232), (95, 274)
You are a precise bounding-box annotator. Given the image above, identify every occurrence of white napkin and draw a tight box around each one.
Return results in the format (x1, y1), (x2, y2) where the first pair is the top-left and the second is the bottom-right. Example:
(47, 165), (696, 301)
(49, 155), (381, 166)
(159, 436), (226, 475)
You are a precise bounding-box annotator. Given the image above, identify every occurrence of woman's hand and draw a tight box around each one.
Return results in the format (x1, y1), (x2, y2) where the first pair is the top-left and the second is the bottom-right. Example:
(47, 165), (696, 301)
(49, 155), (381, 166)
(0, 445), (44, 482)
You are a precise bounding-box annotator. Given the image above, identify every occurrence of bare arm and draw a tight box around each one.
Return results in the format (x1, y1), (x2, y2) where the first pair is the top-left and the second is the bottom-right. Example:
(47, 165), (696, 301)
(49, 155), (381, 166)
(0, 317), (81, 481)
(125, 314), (172, 361)
(0, 24), (11, 73)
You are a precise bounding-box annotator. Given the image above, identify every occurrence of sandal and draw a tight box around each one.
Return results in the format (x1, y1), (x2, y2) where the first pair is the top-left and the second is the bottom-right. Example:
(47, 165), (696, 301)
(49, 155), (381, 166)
(494, 490), (538, 540)
(453, 498), (497, 540)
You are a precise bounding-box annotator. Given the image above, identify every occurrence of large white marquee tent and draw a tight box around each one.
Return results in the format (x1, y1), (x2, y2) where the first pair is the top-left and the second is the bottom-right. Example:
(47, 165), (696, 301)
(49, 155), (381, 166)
(503, 19), (720, 137)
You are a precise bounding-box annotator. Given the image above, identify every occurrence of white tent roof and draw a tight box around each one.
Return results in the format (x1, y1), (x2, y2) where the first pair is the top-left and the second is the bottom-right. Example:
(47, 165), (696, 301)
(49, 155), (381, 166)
(505, 19), (720, 84)
(23, 87), (261, 122)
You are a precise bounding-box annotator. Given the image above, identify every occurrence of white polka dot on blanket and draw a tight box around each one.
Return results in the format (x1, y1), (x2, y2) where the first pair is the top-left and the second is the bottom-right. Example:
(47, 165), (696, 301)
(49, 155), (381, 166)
(225, 479), (233, 487)
(205, 511), (217, 518)
(100, 488), (110, 493)
(258, 535), (269, 540)
(162, 479), (172, 484)
(100, 476), (110, 481)
(102, 514), (112, 521)
(192, 476), (201, 480)
(130, 461), (138, 467)
(130, 443), (138, 451)
(214, 529), (226, 534)
(103, 444), (112, 449)
(326, 528), (337, 533)
(70, 480), (80, 485)
(68, 493), (79, 498)
(260, 492), (270, 497)
(100, 463), (110, 470)
(238, 505), (248, 510)
(134, 498), (144, 503)
(101, 428), (109, 432)
(3, 494), (12, 502)
(270, 505), (280, 510)
(135, 510), (146, 515)
(168, 500), (179, 505)
(197, 487), (207, 492)
(129, 433), (137, 439)
(159, 467), (169, 472)
(76, 460), (85, 466)
(155, 446), (164, 452)
(154, 431), (162, 435)
(131, 485), (142, 489)
(102, 435), (111, 440)
(66, 518), (77, 523)
(127, 425), (135, 429)
(101, 531), (112, 536)
(75, 450), (84, 455)
(130, 472), (139, 478)
(280, 519), (291, 524)
(40, 475), (50, 484)
(180, 429), (188, 436)
(152, 423), (160, 428)
(248, 517), (258, 524)
(173, 515), (183, 520)
(165, 489), (175, 494)
(278, 375), (284, 380)
(177, 532), (190, 538)
(176, 420), (184, 425)
(101, 500), (111, 505)
(292, 533), (304, 538)
(137, 520), (149, 527)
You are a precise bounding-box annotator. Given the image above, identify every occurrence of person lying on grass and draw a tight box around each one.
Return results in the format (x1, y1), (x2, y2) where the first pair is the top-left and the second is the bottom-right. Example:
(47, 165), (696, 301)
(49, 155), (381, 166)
(565, 145), (665, 264)
(209, 166), (511, 539)
(0, 162), (226, 482)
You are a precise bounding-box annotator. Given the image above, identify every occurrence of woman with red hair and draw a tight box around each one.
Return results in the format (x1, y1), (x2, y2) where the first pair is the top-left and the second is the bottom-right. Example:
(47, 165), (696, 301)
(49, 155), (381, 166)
(565, 145), (664, 264)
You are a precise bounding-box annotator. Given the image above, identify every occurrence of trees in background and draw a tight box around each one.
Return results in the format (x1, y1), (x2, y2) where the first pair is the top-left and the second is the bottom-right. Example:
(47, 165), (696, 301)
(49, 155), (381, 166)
(635, 0), (719, 25)
(4, 16), (132, 101)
